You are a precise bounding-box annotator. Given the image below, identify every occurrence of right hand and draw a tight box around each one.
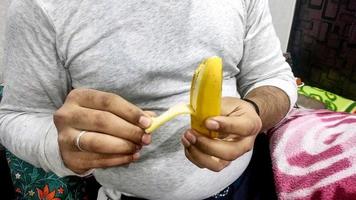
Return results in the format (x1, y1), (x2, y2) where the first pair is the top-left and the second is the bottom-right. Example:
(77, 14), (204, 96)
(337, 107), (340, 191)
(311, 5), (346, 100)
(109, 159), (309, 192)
(54, 88), (153, 174)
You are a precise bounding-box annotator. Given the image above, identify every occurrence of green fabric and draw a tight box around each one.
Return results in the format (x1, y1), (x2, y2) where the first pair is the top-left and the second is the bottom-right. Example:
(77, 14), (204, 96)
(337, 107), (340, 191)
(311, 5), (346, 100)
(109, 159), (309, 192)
(5, 151), (89, 200)
(298, 85), (356, 113)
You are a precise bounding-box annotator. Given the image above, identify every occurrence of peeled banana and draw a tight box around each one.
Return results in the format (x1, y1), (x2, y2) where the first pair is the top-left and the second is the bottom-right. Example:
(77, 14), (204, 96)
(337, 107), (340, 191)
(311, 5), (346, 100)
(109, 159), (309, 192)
(145, 56), (223, 138)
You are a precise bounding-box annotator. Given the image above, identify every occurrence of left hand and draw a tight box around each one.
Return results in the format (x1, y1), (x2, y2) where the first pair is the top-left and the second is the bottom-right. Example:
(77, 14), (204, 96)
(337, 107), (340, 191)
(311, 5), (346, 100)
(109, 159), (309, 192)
(181, 97), (262, 172)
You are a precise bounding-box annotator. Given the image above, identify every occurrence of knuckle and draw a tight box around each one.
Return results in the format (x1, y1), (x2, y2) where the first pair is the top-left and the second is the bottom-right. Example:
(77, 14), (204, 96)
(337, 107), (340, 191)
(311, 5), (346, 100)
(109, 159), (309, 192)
(212, 164), (225, 172)
(129, 127), (144, 142)
(191, 161), (204, 169)
(122, 155), (134, 164)
(224, 151), (239, 161)
(254, 119), (262, 133)
(99, 93), (114, 109)
(57, 134), (67, 145)
(53, 109), (68, 127)
(83, 89), (95, 103)
(54, 108), (82, 130)
(248, 118), (262, 135)
(66, 89), (82, 102)
(57, 130), (76, 150)
(69, 110), (82, 125)
(220, 121), (234, 133)
(248, 121), (256, 133)
(126, 106), (141, 123)
(124, 143), (137, 154)
(93, 112), (107, 129)
(241, 122), (254, 136)
(212, 160), (230, 172)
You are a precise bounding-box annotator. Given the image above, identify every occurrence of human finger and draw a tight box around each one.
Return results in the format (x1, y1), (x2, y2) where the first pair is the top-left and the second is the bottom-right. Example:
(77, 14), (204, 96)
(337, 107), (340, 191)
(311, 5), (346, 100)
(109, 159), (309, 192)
(205, 115), (262, 136)
(183, 130), (254, 161)
(66, 151), (139, 173)
(76, 130), (140, 154)
(65, 88), (151, 128)
(184, 148), (205, 169)
(185, 144), (230, 172)
(54, 106), (147, 145)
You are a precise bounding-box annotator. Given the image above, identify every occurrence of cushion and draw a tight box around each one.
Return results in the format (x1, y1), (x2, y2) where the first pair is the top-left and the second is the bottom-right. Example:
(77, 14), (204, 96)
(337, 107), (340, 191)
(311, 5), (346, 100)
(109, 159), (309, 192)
(268, 108), (356, 199)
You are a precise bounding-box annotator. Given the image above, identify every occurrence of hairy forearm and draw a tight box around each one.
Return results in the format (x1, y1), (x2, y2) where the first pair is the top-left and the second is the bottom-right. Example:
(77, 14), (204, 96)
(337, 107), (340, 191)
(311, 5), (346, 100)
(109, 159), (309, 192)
(245, 86), (290, 132)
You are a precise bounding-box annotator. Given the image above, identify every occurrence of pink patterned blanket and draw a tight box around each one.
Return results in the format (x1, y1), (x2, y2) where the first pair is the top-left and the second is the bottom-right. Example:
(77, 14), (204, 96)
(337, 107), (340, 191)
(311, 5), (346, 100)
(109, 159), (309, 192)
(268, 109), (356, 200)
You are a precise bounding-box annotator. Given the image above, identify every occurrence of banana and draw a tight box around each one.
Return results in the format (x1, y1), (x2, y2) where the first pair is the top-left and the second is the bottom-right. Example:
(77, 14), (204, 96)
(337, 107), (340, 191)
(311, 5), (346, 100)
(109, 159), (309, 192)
(190, 57), (222, 138)
(145, 56), (222, 138)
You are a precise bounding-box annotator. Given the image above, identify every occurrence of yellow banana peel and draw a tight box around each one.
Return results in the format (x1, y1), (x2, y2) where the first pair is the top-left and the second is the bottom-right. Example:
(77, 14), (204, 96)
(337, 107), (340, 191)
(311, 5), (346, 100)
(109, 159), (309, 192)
(145, 56), (222, 138)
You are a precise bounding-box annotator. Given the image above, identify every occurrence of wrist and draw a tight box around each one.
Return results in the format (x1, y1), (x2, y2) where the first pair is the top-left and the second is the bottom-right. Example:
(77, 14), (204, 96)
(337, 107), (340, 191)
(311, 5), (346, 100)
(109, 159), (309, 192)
(242, 98), (260, 116)
(244, 86), (290, 131)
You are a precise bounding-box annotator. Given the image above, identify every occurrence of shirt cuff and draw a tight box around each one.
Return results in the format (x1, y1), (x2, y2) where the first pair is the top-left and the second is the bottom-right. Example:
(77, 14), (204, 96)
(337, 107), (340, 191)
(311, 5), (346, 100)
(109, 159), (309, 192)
(243, 77), (298, 112)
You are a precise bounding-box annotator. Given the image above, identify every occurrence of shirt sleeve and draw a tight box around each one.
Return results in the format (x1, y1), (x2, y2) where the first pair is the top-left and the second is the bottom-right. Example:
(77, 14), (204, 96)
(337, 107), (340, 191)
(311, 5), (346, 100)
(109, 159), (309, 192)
(0, 0), (79, 177)
(237, 0), (298, 111)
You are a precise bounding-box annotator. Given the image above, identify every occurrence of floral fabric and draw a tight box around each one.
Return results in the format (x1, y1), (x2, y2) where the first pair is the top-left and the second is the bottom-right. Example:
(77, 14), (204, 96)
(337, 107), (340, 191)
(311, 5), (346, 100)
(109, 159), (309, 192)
(6, 151), (92, 200)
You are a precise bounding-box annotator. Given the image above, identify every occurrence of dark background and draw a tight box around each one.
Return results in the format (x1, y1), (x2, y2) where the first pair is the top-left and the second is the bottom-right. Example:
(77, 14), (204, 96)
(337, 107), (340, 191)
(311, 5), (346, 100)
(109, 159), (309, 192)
(289, 0), (356, 100)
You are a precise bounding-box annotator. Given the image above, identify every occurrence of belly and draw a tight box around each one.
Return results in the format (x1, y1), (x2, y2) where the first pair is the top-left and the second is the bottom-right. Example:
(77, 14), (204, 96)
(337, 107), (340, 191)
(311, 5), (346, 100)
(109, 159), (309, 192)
(93, 116), (252, 200)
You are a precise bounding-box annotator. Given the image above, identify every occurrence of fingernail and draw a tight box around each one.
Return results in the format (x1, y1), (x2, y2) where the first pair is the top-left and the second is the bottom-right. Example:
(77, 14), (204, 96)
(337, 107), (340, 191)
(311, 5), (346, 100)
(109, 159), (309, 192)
(133, 152), (140, 161)
(139, 116), (151, 128)
(185, 130), (196, 144)
(141, 134), (152, 145)
(206, 120), (220, 130)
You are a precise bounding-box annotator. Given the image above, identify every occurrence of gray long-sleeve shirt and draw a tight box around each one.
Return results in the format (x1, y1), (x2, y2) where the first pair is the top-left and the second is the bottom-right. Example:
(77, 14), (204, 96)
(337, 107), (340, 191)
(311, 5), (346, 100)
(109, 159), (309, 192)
(0, 0), (297, 199)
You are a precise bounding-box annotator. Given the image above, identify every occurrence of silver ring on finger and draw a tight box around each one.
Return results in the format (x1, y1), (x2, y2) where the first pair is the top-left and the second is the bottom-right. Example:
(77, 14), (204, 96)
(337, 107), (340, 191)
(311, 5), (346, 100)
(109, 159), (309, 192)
(75, 131), (87, 152)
